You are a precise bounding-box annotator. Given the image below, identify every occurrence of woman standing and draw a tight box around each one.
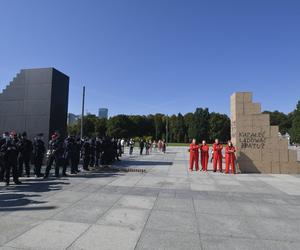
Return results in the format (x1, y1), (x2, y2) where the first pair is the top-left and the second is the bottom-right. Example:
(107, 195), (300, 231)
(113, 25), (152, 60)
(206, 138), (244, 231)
(225, 140), (236, 174)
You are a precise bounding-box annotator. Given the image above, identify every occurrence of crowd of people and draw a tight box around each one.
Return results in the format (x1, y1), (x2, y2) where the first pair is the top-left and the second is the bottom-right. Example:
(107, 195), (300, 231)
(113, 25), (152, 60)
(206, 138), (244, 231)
(1, 129), (237, 187)
(0, 130), (168, 186)
(136, 139), (167, 155)
(189, 138), (236, 174)
(0, 131), (131, 186)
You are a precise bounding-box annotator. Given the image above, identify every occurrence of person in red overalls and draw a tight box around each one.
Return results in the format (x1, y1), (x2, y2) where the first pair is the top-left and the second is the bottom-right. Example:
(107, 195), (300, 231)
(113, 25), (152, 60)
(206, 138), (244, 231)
(212, 139), (223, 172)
(225, 140), (236, 174)
(189, 139), (199, 171)
(200, 140), (209, 172)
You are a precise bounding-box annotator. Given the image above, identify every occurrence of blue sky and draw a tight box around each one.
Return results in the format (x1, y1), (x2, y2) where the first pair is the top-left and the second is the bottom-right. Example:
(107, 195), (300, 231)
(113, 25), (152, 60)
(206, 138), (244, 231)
(0, 0), (299, 116)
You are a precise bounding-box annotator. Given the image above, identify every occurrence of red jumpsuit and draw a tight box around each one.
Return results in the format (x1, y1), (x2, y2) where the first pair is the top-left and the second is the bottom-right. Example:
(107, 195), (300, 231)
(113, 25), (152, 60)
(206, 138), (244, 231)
(225, 145), (236, 174)
(200, 144), (209, 171)
(189, 144), (199, 171)
(213, 143), (223, 172)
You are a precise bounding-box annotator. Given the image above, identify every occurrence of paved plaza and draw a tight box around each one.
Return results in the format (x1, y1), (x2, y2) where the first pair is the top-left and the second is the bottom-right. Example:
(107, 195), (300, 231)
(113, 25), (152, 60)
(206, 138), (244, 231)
(1, 146), (300, 250)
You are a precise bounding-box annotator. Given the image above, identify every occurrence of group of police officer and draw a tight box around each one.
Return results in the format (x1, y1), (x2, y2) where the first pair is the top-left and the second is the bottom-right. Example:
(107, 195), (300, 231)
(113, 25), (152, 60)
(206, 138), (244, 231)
(0, 131), (123, 186)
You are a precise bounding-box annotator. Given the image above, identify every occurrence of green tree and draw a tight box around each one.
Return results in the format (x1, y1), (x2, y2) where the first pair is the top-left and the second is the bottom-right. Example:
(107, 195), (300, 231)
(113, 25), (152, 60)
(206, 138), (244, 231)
(263, 110), (292, 134)
(168, 115), (177, 142)
(107, 115), (134, 138)
(184, 112), (194, 142)
(290, 101), (300, 143)
(67, 123), (80, 136)
(153, 114), (165, 140)
(79, 114), (98, 137)
(209, 112), (230, 143)
(189, 108), (210, 142)
(95, 118), (107, 137)
(174, 113), (186, 143)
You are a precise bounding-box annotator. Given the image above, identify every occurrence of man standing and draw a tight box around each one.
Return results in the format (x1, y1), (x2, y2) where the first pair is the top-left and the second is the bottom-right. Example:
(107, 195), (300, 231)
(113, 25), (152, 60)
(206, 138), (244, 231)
(74, 137), (82, 172)
(129, 139), (134, 155)
(44, 133), (64, 179)
(139, 139), (144, 155)
(189, 139), (199, 171)
(95, 137), (102, 167)
(89, 138), (96, 168)
(17, 132), (33, 177)
(200, 140), (209, 172)
(0, 132), (9, 182)
(63, 135), (77, 175)
(33, 133), (46, 177)
(81, 138), (91, 171)
(1, 131), (21, 186)
(213, 139), (223, 172)
(120, 138), (125, 154)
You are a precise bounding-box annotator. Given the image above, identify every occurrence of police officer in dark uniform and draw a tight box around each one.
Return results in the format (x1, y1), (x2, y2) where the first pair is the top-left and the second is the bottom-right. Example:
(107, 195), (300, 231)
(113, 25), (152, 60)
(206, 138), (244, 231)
(17, 132), (33, 177)
(63, 135), (78, 175)
(0, 132), (9, 182)
(112, 138), (120, 161)
(81, 138), (91, 171)
(89, 138), (96, 168)
(139, 139), (145, 155)
(74, 137), (82, 173)
(44, 133), (64, 179)
(33, 133), (46, 177)
(0, 131), (21, 186)
(95, 137), (102, 167)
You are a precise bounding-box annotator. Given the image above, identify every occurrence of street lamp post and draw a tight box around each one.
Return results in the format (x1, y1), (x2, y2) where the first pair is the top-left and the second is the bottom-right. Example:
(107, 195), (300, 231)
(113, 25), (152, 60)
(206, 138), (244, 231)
(80, 86), (85, 140)
(166, 115), (168, 144)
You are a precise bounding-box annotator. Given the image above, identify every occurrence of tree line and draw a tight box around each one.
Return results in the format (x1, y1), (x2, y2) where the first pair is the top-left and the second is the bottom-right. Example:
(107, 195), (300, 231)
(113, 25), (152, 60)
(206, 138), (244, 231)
(68, 100), (300, 144)
(68, 108), (231, 143)
(263, 100), (300, 144)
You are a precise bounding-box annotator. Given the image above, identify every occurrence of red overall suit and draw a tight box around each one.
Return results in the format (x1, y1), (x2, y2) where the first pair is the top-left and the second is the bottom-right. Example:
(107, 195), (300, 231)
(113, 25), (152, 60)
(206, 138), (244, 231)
(213, 143), (223, 172)
(200, 144), (209, 171)
(189, 144), (199, 171)
(225, 145), (236, 174)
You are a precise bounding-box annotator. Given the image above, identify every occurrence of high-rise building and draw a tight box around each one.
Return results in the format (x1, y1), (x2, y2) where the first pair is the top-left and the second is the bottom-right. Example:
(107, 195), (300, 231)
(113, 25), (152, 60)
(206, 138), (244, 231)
(98, 108), (108, 119)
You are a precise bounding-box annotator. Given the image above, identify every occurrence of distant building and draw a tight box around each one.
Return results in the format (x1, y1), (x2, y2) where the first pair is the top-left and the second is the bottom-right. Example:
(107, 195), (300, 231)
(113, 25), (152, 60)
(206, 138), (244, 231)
(68, 113), (79, 125)
(98, 108), (108, 119)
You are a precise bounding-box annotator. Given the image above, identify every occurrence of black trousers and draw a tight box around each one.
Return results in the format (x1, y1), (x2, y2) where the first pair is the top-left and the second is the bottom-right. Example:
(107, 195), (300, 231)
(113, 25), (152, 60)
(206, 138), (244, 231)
(89, 154), (95, 167)
(83, 156), (90, 170)
(0, 159), (5, 181)
(5, 160), (19, 184)
(64, 155), (77, 173)
(45, 154), (63, 177)
(18, 155), (31, 177)
(34, 155), (44, 176)
(95, 153), (101, 167)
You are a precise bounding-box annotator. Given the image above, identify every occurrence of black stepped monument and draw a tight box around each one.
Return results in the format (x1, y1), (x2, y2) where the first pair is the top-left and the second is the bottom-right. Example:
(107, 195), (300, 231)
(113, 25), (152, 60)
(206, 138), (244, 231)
(0, 68), (69, 140)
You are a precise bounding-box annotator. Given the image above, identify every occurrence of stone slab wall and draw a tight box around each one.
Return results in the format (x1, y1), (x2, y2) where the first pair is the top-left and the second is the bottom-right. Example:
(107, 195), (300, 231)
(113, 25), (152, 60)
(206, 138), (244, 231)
(231, 92), (300, 174)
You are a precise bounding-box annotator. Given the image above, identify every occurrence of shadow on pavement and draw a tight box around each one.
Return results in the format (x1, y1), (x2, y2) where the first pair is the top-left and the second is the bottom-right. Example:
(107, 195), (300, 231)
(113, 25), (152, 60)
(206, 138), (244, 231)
(115, 160), (173, 167)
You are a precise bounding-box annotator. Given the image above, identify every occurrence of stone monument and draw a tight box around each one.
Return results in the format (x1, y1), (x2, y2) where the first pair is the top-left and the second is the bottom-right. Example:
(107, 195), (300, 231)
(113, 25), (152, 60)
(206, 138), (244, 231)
(231, 92), (299, 174)
(0, 68), (69, 140)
